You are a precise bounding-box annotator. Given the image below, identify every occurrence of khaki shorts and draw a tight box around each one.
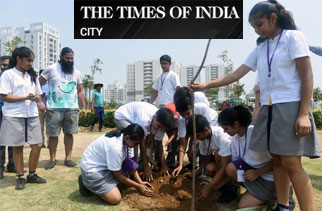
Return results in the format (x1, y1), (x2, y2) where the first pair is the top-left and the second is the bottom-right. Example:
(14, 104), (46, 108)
(46, 109), (79, 137)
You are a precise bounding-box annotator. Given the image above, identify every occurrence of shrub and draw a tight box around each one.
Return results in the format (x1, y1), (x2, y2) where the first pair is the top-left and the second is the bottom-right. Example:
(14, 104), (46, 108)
(313, 110), (322, 129)
(79, 109), (116, 128)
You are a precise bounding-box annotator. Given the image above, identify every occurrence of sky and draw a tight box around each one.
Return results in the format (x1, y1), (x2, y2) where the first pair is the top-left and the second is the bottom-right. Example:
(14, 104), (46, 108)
(0, 0), (322, 94)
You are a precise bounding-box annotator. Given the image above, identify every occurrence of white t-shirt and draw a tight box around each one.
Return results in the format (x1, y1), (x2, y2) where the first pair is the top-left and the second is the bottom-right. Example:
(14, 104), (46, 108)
(0, 68), (42, 117)
(80, 134), (134, 172)
(243, 30), (310, 105)
(194, 92), (210, 107)
(199, 126), (231, 157)
(152, 70), (181, 106)
(41, 63), (82, 109)
(114, 102), (164, 140)
(230, 125), (274, 181)
(178, 103), (218, 138)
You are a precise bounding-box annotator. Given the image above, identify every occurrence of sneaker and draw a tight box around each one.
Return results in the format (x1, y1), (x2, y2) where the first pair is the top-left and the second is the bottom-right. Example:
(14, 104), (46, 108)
(64, 159), (77, 168)
(27, 174), (47, 184)
(45, 160), (57, 170)
(0, 167), (4, 179)
(217, 186), (238, 204)
(15, 178), (26, 190)
(78, 175), (92, 197)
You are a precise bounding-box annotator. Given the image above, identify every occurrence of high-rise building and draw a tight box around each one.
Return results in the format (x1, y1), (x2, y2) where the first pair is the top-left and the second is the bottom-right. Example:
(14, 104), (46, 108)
(180, 65), (201, 87)
(0, 22), (61, 71)
(126, 59), (180, 102)
(104, 82), (127, 104)
(205, 64), (231, 99)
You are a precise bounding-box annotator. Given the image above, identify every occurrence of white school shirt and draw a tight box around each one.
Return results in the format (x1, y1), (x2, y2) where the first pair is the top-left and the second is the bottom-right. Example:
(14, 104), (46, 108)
(244, 30), (310, 105)
(230, 125), (274, 181)
(114, 102), (164, 140)
(41, 63), (82, 109)
(0, 68), (42, 117)
(152, 70), (181, 106)
(178, 103), (218, 138)
(194, 92), (210, 107)
(199, 126), (231, 157)
(80, 134), (134, 172)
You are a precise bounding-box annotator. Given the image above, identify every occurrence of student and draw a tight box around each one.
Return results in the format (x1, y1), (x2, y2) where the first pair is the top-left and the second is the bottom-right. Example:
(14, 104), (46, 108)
(114, 102), (174, 181)
(149, 54), (181, 107)
(0, 47), (47, 190)
(172, 87), (218, 176)
(79, 124), (154, 204)
(186, 115), (234, 203)
(192, 1), (320, 210)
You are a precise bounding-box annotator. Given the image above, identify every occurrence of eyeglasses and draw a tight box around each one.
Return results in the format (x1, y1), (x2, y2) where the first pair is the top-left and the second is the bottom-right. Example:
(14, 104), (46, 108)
(1, 64), (8, 67)
(160, 62), (169, 65)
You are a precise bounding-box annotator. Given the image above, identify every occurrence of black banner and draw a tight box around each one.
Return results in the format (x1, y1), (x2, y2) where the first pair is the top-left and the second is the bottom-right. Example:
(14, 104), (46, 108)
(74, 0), (243, 39)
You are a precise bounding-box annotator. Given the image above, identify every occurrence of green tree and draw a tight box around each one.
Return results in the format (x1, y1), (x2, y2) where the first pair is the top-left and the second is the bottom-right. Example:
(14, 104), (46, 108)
(108, 100), (119, 109)
(231, 80), (245, 98)
(82, 74), (94, 109)
(218, 50), (233, 73)
(313, 87), (322, 102)
(205, 88), (219, 102)
(91, 58), (103, 78)
(3, 36), (25, 55)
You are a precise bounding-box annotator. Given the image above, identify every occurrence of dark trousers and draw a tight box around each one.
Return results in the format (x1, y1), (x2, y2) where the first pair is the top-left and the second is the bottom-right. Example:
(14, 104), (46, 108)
(91, 107), (104, 131)
(0, 111), (15, 169)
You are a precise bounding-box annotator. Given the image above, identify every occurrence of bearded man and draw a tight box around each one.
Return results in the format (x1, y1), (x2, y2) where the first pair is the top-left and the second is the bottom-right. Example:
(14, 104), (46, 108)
(39, 47), (86, 170)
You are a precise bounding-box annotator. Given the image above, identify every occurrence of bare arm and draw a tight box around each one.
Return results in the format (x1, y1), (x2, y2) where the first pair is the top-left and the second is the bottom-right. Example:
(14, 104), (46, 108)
(1, 94), (38, 103)
(295, 57), (313, 137)
(39, 76), (47, 86)
(172, 137), (188, 177)
(149, 90), (158, 104)
(91, 98), (95, 112)
(77, 84), (87, 117)
(191, 64), (251, 91)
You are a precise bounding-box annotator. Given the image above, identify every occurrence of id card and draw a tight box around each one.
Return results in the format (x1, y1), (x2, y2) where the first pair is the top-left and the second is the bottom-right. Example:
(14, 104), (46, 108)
(146, 148), (150, 158)
(237, 169), (245, 182)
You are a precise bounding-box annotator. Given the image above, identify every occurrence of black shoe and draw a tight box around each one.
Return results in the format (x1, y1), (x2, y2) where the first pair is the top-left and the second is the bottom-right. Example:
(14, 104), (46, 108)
(78, 175), (92, 197)
(0, 167), (4, 179)
(27, 174), (47, 184)
(15, 178), (26, 190)
(7, 165), (16, 173)
(64, 160), (77, 168)
(45, 160), (57, 170)
(217, 186), (238, 204)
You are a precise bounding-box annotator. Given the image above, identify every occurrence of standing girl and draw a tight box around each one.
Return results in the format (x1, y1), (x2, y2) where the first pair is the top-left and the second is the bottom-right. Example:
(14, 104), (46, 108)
(79, 124), (154, 205)
(192, 1), (320, 210)
(0, 47), (46, 190)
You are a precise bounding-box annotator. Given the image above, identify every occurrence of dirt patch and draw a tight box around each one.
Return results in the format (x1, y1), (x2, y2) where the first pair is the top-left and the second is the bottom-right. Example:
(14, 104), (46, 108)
(122, 172), (238, 211)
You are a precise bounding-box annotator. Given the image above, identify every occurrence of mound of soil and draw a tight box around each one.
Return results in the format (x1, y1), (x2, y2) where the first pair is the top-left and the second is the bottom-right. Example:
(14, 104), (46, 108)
(122, 172), (238, 211)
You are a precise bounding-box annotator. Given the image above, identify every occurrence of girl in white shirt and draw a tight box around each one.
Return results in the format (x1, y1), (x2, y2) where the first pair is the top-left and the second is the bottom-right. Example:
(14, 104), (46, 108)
(80, 124), (154, 205)
(192, 1), (320, 210)
(0, 47), (46, 190)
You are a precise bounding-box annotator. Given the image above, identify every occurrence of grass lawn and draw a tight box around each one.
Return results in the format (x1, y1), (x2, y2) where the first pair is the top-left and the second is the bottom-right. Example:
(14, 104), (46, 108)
(0, 128), (321, 210)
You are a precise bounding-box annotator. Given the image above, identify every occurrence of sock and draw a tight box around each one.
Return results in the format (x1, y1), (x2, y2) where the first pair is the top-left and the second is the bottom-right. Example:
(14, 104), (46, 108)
(278, 204), (290, 211)
(18, 174), (25, 179)
(28, 171), (35, 176)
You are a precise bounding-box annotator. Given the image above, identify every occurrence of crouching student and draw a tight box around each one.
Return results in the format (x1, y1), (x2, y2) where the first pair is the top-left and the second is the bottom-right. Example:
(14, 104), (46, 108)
(219, 106), (295, 210)
(114, 102), (175, 181)
(79, 124), (154, 205)
(186, 115), (236, 203)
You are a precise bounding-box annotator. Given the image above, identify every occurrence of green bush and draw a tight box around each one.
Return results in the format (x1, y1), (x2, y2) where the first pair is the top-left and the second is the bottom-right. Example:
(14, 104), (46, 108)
(313, 110), (322, 129)
(79, 109), (116, 128)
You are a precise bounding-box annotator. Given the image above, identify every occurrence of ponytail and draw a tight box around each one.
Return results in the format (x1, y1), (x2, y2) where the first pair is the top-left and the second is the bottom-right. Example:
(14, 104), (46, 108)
(9, 47), (37, 84)
(249, 0), (297, 30)
(105, 124), (145, 144)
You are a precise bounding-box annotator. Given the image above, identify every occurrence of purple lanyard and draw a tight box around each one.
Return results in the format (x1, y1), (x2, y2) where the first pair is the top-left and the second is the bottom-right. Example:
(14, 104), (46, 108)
(267, 30), (284, 78)
(206, 132), (212, 155)
(238, 129), (248, 159)
(160, 71), (169, 90)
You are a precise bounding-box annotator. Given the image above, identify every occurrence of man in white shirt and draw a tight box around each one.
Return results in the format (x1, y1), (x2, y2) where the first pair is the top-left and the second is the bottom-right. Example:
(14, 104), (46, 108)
(39, 47), (87, 170)
(149, 55), (181, 107)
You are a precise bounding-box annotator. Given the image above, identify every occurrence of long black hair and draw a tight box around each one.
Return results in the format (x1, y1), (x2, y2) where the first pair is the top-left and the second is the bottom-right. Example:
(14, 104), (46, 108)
(9, 47), (37, 84)
(218, 105), (252, 128)
(249, 0), (297, 30)
(105, 124), (145, 144)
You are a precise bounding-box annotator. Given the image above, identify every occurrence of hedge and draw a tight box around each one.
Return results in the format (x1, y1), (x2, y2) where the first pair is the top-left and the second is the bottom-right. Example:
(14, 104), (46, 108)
(79, 109), (322, 129)
(79, 109), (116, 128)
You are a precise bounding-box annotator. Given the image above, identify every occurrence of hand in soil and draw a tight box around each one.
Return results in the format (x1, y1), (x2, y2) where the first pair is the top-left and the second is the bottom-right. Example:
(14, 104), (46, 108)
(172, 165), (182, 177)
(198, 184), (211, 201)
(160, 165), (170, 177)
(137, 183), (154, 197)
(141, 181), (155, 191)
(143, 167), (153, 182)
